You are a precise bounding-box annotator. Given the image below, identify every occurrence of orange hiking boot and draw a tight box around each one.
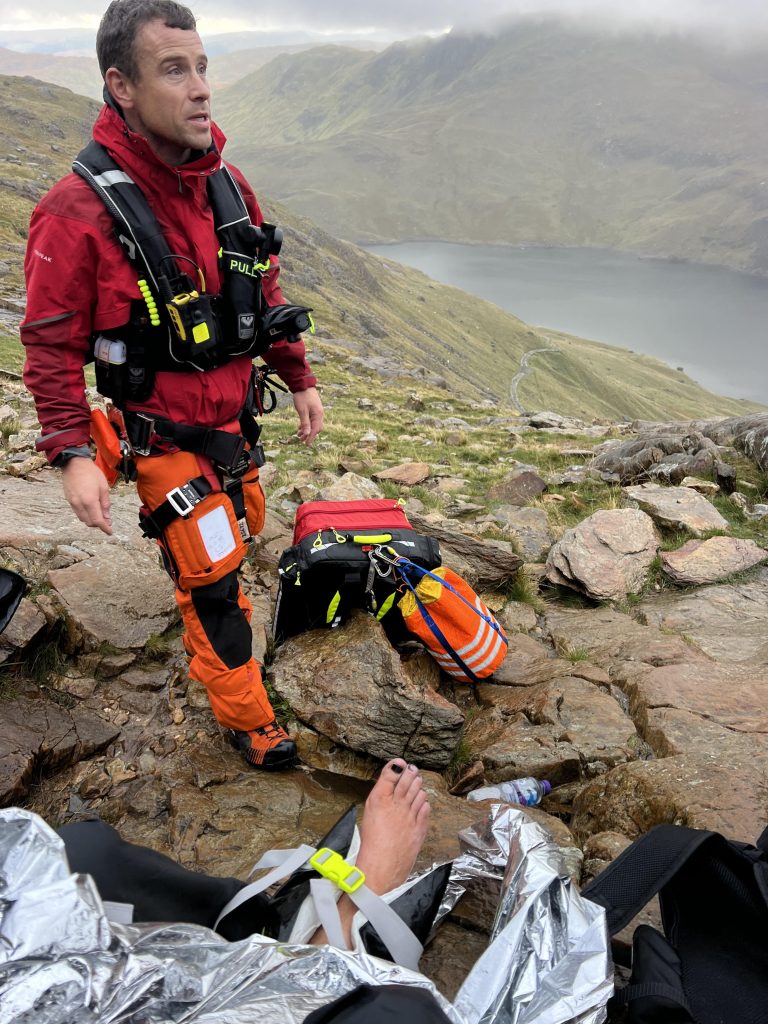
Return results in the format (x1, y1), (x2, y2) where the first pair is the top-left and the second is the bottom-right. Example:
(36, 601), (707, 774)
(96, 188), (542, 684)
(228, 721), (297, 770)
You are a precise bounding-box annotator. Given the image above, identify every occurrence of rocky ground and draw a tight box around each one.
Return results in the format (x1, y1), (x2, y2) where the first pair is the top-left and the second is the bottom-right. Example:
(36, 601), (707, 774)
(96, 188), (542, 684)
(1, 368), (768, 1001)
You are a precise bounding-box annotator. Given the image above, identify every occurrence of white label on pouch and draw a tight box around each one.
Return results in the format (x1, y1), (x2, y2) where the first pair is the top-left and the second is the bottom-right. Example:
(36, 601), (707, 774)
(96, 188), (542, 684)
(198, 506), (237, 562)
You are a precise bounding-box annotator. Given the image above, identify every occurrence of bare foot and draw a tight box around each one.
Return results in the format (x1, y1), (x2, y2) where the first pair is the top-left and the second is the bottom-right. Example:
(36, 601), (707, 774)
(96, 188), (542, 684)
(355, 758), (431, 895)
(309, 758), (431, 948)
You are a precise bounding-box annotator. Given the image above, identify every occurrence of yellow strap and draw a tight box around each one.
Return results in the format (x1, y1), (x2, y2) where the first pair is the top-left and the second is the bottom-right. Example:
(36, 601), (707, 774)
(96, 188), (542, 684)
(326, 591), (341, 624)
(376, 592), (396, 620)
(352, 533), (392, 544)
(309, 848), (366, 893)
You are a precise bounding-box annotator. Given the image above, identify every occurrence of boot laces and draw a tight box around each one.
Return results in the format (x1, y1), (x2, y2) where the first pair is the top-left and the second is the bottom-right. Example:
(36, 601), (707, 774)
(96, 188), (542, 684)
(251, 720), (287, 744)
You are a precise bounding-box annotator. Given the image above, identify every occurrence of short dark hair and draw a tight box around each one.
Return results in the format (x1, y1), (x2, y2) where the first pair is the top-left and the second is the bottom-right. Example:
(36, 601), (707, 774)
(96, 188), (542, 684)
(96, 0), (197, 81)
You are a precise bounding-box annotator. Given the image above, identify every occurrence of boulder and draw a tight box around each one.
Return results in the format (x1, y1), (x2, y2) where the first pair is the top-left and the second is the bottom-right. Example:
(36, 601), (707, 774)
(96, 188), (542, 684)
(0, 403), (17, 428)
(680, 476), (719, 496)
(316, 472), (384, 501)
(660, 536), (767, 586)
(496, 600), (537, 634)
(271, 611), (464, 769)
(492, 633), (565, 687)
(545, 508), (659, 600)
(372, 462), (431, 486)
(487, 470), (547, 506)
(0, 598), (48, 664)
(464, 671), (638, 784)
(623, 483), (729, 536)
(490, 506), (554, 561)
(406, 512), (523, 590)
(527, 411), (588, 431)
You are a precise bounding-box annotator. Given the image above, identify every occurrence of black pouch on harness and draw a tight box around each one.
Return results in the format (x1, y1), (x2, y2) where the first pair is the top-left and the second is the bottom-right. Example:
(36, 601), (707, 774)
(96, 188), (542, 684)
(582, 823), (768, 1024)
(273, 527), (441, 644)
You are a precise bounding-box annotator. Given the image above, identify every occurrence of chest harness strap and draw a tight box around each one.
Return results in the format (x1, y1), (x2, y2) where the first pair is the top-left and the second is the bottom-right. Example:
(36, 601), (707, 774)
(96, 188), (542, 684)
(73, 141), (312, 391)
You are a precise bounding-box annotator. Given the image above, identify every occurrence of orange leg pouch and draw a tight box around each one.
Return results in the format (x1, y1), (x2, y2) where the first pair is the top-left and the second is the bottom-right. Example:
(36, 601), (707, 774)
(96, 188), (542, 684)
(135, 450), (276, 732)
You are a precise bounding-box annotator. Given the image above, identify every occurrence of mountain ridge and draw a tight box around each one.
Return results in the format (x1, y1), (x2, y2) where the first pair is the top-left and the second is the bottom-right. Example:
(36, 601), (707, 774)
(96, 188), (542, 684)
(216, 21), (768, 275)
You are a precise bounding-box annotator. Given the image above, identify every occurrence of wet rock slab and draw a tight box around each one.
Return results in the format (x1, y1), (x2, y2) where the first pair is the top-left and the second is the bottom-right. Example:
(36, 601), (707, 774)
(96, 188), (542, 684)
(571, 750), (768, 844)
(545, 606), (708, 672)
(464, 670), (638, 785)
(638, 567), (768, 663)
(49, 545), (177, 651)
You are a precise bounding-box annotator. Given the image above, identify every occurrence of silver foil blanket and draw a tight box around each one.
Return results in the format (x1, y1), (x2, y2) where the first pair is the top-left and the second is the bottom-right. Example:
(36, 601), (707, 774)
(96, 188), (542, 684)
(0, 805), (611, 1023)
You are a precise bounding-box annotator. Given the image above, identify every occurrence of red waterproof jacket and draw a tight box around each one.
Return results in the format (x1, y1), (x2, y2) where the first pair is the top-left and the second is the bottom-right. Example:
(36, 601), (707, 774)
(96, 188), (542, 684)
(21, 104), (317, 463)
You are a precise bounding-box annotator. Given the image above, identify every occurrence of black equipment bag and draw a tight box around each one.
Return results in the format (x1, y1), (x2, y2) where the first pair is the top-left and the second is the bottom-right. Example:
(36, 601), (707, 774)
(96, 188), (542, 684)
(581, 823), (768, 1024)
(0, 567), (26, 634)
(273, 528), (441, 644)
(302, 984), (453, 1024)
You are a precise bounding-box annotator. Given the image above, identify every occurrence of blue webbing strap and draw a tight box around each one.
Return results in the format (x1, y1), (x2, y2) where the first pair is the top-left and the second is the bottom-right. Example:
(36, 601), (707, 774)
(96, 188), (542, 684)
(395, 558), (508, 684)
(396, 559), (507, 639)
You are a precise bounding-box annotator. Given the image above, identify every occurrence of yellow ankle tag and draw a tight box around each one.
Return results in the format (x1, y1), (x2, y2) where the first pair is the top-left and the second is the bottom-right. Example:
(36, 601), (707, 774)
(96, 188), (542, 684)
(310, 848), (366, 894)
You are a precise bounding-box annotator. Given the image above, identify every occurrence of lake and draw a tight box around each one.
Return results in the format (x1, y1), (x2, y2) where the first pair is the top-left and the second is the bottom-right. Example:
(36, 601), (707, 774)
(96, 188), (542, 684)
(363, 243), (768, 404)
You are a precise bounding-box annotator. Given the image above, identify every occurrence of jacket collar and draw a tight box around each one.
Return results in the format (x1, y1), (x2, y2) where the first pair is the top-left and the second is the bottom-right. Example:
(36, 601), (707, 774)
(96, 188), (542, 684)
(92, 103), (227, 193)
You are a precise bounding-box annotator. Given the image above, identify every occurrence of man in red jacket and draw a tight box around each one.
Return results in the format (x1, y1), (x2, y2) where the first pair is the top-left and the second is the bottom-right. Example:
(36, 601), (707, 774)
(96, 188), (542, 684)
(21, 0), (324, 770)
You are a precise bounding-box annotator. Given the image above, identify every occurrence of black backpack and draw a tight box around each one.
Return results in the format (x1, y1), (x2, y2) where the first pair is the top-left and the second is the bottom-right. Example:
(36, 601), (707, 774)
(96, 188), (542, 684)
(582, 823), (768, 1024)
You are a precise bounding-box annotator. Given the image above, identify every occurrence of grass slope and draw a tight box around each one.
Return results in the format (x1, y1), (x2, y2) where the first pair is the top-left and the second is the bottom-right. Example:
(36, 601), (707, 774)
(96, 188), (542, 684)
(215, 21), (768, 274)
(0, 74), (98, 302)
(0, 49), (101, 100)
(0, 74), (760, 422)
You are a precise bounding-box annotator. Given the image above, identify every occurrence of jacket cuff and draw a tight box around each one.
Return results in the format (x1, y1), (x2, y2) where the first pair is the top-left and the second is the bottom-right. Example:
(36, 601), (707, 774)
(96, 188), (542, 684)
(288, 372), (318, 394)
(36, 427), (92, 465)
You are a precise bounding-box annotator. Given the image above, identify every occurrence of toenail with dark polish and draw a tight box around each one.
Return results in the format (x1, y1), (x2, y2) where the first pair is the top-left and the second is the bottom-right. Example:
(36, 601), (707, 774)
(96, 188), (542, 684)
(391, 763), (404, 774)
(407, 763), (418, 772)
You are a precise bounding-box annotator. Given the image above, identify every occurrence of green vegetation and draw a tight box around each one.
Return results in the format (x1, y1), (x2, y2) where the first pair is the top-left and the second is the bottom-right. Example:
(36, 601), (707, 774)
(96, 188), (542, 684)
(139, 626), (183, 666)
(505, 572), (544, 612)
(0, 75), (98, 302)
(445, 735), (476, 787)
(0, 332), (23, 374)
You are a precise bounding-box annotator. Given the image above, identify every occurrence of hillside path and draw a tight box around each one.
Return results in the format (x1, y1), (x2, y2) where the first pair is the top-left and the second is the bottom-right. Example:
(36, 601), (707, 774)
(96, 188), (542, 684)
(509, 345), (559, 413)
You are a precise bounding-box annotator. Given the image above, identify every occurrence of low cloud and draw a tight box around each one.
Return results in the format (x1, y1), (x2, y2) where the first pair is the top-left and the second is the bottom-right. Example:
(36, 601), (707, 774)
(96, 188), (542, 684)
(1, 0), (767, 39)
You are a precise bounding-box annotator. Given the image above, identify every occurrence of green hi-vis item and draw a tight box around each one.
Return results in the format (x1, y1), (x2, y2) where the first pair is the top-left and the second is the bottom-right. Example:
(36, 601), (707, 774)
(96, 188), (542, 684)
(272, 500), (441, 644)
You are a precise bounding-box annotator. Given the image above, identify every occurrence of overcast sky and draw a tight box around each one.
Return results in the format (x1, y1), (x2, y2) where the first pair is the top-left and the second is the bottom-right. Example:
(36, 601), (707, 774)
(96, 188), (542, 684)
(1, 0), (767, 39)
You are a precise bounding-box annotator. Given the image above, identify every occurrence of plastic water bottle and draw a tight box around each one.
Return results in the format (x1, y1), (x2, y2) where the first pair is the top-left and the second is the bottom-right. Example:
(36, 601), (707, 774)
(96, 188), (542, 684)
(467, 777), (552, 806)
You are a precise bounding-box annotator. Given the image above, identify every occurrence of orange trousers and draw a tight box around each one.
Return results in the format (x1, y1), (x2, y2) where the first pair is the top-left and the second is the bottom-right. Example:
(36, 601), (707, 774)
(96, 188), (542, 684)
(134, 448), (274, 732)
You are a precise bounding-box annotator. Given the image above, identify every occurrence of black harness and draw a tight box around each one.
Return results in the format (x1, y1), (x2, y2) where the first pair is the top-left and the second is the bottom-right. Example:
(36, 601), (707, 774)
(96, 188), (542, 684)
(73, 140), (279, 392)
(73, 142), (298, 535)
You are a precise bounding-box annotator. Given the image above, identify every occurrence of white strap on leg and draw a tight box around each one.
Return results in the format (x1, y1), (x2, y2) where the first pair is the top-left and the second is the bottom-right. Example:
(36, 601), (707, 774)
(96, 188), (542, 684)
(306, 853), (424, 970)
(214, 843), (316, 930)
(347, 884), (424, 971)
(309, 877), (348, 949)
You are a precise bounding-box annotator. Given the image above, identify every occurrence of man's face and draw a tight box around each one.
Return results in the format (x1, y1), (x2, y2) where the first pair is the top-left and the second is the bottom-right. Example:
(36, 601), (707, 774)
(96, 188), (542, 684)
(115, 20), (212, 166)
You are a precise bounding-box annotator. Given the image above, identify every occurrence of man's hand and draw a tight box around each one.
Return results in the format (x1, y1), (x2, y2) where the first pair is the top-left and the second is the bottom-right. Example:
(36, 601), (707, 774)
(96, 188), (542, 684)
(292, 386), (324, 444)
(61, 458), (113, 535)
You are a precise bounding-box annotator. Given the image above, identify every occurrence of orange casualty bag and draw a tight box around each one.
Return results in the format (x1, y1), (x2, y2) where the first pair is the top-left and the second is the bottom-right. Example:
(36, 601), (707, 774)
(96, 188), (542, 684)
(393, 557), (508, 684)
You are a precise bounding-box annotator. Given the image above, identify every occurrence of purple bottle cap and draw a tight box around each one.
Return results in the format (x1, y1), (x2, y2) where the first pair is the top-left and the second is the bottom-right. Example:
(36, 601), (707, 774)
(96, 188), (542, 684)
(542, 780), (552, 795)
